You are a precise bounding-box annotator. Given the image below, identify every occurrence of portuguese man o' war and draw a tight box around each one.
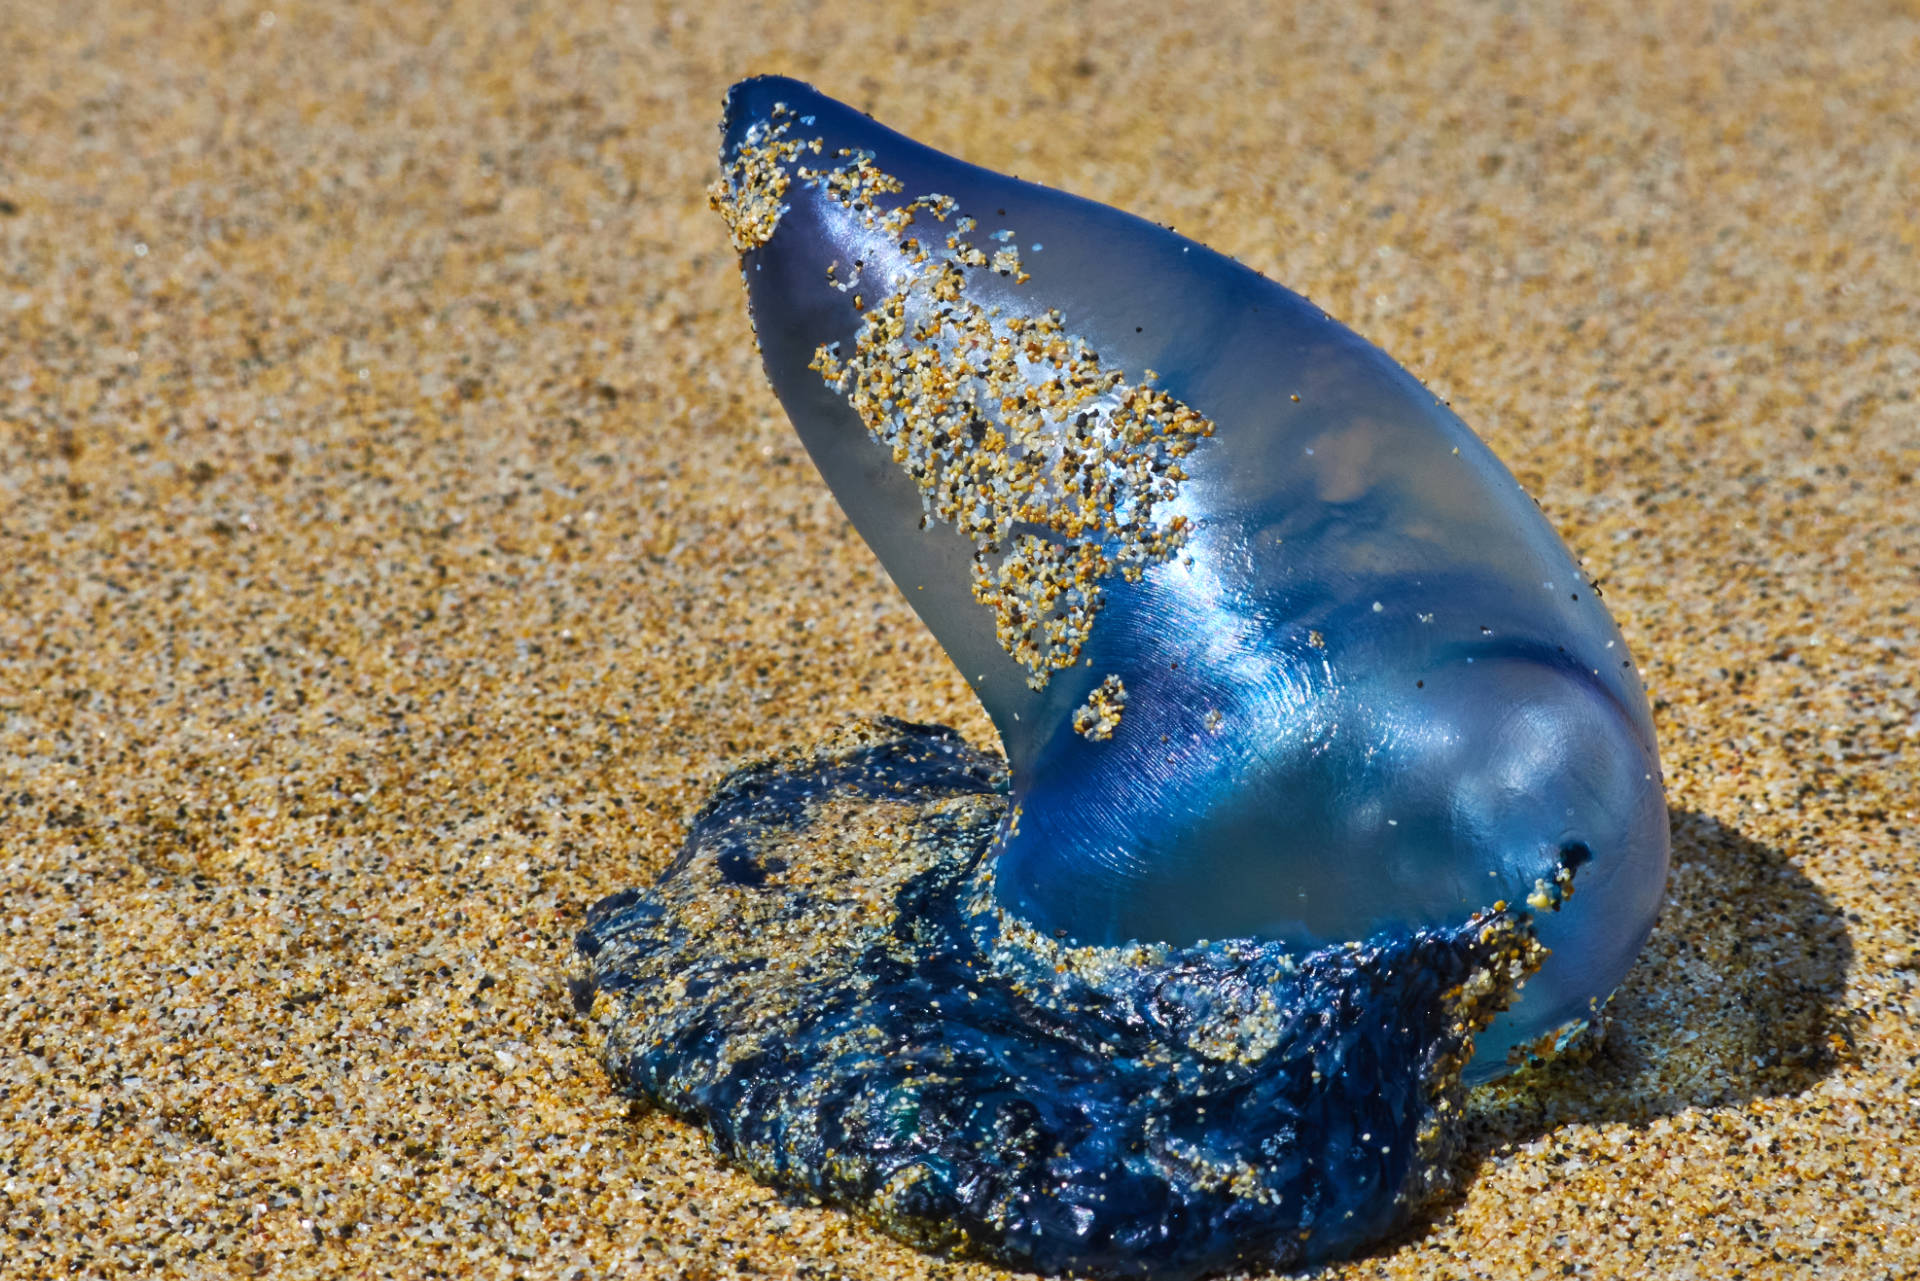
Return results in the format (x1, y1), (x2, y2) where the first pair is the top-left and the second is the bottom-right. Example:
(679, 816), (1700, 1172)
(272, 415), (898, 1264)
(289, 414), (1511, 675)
(571, 76), (1670, 1279)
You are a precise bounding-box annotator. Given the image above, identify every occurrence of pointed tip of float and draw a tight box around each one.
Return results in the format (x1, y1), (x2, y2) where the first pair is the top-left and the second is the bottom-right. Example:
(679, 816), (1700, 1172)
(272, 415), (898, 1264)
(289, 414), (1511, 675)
(720, 74), (826, 150)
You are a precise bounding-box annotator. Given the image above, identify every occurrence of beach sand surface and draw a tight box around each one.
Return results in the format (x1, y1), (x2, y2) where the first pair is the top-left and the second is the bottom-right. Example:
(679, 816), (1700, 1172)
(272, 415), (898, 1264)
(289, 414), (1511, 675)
(1, 0), (1915, 1276)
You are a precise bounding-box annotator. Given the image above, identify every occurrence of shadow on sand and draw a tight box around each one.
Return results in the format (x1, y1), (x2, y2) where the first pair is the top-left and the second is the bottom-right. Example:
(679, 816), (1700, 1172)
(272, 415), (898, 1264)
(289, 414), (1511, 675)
(1384, 807), (1858, 1253)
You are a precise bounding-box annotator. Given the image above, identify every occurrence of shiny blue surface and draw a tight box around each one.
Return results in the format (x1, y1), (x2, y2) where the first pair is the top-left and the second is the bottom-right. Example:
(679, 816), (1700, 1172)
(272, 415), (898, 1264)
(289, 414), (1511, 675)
(724, 75), (1669, 1078)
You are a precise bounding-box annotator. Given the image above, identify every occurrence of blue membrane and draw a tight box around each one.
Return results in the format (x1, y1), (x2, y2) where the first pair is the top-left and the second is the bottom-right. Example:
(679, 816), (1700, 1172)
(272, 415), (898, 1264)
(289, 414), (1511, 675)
(573, 721), (1545, 1279)
(706, 75), (1669, 1075)
(572, 75), (1674, 1277)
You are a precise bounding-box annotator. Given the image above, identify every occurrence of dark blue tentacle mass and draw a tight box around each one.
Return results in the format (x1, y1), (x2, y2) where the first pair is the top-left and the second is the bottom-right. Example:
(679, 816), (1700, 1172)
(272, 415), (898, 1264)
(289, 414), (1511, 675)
(572, 721), (1543, 1279)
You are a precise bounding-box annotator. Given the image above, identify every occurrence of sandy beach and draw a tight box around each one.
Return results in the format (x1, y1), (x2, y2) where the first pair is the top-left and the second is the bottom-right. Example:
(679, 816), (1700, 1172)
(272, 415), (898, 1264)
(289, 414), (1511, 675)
(1, 0), (1915, 1276)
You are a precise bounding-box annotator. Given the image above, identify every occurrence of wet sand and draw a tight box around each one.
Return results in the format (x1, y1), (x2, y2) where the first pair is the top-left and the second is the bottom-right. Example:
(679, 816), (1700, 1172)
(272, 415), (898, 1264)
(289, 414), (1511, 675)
(1, 1), (1914, 1277)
